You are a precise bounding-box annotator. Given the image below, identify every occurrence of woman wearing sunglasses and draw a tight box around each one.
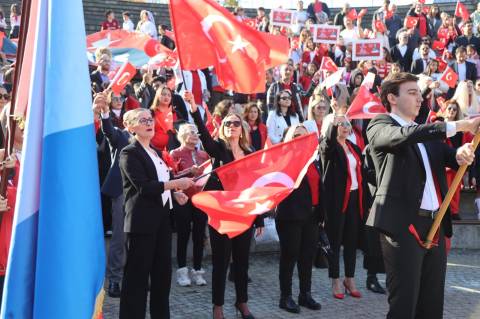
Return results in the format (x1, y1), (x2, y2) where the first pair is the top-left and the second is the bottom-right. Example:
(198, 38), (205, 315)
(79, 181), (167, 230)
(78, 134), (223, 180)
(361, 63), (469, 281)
(320, 115), (364, 300)
(266, 90), (300, 145)
(275, 124), (324, 314)
(118, 108), (194, 319)
(184, 91), (264, 319)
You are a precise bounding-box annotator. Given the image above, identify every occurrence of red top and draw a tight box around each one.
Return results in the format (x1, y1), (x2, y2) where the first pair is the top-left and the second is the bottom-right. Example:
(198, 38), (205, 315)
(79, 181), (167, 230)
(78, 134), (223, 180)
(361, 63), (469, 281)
(418, 15), (427, 37)
(152, 107), (177, 151)
(306, 163), (320, 205)
(101, 19), (120, 31)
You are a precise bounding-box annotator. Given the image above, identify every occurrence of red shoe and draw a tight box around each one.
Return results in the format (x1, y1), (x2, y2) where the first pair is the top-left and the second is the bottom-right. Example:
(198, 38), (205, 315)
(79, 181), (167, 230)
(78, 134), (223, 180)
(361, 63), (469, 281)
(343, 280), (362, 298)
(333, 293), (345, 299)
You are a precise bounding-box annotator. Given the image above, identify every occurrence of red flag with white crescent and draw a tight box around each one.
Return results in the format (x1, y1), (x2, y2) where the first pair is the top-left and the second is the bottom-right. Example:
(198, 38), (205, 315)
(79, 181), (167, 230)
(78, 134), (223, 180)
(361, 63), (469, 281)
(455, 1), (470, 21)
(109, 62), (136, 94)
(192, 133), (318, 237)
(405, 16), (419, 29)
(320, 56), (338, 72)
(347, 8), (358, 20)
(346, 86), (387, 120)
(440, 66), (458, 88)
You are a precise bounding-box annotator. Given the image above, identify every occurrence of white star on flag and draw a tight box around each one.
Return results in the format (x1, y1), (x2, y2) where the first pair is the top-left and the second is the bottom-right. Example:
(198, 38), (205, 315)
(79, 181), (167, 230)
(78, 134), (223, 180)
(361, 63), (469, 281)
(89, 33), (121, 50)
(248, 201), (272, 215)
(228, 35), (249, 53)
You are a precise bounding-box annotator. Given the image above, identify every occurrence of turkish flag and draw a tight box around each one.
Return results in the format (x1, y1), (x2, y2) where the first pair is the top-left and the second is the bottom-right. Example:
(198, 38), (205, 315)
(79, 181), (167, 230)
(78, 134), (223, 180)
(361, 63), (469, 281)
(374, 20), (386, 33)
(455, 1), (470, 21)
(148, 50), (178, 69)
(320, 56), (338, 72)
(169, 0), (271, 93)
(435, 57), (447, 72)
(432, 40), (445, 51)
(405, 16), (419, 29)
(194, 159), (213, 188)
(259, 32), (289, 69)
(144, 38), (173, 57)
(422, 6), (430, 15)
(440, 66), (459, 88)
(192, 133), (318, 237)
(109, 62), (136, 94)
(346, 86), (387, 120)
(347, 8), (358, 20)
(243, 18), (257, 29)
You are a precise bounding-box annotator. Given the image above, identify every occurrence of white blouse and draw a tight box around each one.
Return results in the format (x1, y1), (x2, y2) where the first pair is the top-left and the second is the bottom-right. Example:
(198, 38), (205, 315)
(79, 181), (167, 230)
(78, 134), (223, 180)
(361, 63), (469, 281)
(143, 146), (172, 209)
(347, 152), (358, 191)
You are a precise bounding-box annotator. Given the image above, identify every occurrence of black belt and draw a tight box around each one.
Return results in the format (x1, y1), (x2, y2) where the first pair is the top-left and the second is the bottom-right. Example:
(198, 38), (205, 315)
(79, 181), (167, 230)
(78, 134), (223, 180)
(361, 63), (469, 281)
(418, 208), (439, 219)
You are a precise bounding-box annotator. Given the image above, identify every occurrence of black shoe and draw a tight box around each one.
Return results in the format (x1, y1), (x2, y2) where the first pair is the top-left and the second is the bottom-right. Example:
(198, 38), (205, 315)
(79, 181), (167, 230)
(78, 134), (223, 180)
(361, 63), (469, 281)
(107, 281), (121, 298)
(366, 276), (386, 294)
(234, 303), (255, 319)
(298, 293), (321, 310)
(279, 295), (300, 314)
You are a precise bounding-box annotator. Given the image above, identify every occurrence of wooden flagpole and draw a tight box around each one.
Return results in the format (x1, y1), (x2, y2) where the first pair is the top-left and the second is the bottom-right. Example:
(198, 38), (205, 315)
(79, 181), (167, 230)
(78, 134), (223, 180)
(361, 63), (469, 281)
(424, 131), (480, 249)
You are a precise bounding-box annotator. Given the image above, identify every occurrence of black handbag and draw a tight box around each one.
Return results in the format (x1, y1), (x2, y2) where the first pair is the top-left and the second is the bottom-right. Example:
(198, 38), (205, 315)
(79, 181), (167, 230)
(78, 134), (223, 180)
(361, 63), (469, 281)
(314, 224), (331, 269)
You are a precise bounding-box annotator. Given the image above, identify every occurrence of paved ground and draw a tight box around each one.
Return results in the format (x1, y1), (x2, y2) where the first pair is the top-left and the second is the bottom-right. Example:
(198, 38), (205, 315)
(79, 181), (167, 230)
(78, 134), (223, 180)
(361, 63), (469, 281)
(103, 249), (480, 319)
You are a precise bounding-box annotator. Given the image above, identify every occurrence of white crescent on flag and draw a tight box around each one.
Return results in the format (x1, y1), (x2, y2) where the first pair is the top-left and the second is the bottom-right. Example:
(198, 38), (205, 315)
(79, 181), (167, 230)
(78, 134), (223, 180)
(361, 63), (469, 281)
(200, 14), (236, 63)
(362, 101), (386, 115)
(251, 172), (295, 188)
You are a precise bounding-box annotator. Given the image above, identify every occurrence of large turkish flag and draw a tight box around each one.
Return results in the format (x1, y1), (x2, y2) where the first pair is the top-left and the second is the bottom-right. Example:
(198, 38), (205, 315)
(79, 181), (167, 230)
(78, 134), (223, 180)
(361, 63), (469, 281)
(192, 133), (319, 237)
(346, 86), (387, 120)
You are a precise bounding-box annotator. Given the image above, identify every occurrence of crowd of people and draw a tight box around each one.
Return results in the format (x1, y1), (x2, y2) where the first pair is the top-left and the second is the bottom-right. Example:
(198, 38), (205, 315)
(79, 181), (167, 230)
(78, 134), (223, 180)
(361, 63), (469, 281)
(73, 0), (480, 318)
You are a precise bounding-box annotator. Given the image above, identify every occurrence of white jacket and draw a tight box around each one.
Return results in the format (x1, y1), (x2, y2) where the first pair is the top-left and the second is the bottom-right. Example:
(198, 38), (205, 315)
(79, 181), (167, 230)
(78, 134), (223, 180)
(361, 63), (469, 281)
(266, 110), (300, 144)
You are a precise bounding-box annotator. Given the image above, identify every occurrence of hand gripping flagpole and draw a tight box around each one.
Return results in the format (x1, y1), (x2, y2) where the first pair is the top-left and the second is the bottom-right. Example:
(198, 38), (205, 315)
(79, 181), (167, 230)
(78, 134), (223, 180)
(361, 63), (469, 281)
(424, 131), (480, 249)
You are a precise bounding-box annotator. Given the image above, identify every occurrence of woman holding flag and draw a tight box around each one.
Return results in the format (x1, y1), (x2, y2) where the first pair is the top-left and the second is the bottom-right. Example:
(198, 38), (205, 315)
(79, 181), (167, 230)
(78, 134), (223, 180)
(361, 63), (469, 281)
(321, 115), (364, 300)
(184, 91), (263, 319)
(275, 124), (324, 314)
(150, 85), (180, 151)
(119, 108), (194, 319)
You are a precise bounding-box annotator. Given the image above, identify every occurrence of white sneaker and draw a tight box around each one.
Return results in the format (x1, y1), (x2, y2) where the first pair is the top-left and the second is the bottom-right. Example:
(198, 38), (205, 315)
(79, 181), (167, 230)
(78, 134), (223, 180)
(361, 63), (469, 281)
(176, 267), (191, 286)
(190, 268), (207, 286)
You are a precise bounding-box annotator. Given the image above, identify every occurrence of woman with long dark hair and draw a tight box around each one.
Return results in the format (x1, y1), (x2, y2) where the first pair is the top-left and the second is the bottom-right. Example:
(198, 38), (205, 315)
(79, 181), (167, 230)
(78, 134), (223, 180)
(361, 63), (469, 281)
(243, 102), (267, 151)
(184, 91), (264, 319)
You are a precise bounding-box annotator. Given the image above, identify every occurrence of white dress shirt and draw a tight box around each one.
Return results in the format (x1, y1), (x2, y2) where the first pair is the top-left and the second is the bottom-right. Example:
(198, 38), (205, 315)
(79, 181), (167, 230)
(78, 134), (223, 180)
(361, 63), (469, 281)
(457, 62), (467, 81)
(390, 113), (456, 210)
(347, 152), (359, 190)
(143, 146), (173, 209)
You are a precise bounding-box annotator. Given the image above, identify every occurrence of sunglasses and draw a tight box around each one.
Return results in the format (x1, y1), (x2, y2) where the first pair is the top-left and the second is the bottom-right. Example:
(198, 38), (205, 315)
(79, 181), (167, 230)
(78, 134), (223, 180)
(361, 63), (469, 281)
(447, 107), (457, 111)
(187, 130), (200, 136)
(0, 94), (10, 100)
(224, 120), (242, 128)
(111, 97), (122, 102)
(138, 118), (154, 126)
(339, 121), (352, 128)
(280, 96), (292, 100)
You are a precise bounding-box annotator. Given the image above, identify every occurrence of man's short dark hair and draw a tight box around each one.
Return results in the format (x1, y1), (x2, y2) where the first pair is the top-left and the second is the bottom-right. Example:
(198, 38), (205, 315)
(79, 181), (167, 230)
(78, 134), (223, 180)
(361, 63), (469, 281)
(122, 11), (130, 17)
(380, 72), (418, 112)
(105, 10), (114, 18)
(258, 7), (265, 12)
(455, 46), (467, 55)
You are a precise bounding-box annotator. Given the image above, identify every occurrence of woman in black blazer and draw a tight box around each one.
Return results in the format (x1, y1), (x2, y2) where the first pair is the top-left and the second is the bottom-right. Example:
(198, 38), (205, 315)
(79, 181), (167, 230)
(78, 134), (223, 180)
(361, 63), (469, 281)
(275, 124), (324, 314)
(118, 108), (194, 319)
(184, 91), (264, 319)
(320, 116), (364, 300)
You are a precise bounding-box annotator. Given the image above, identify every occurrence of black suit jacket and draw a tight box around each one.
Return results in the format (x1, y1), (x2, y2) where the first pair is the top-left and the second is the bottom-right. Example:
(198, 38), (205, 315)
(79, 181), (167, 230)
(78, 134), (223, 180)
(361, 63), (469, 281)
(160, 35), (175, 50)
(454, 35), (480, 55)
(320, 123), (363, 244)
(411, 58), (426, 75)
(390, 46), (413, 72)
(366, 114), (458, 238)
(119, 140), (173, 234)
(101, 116), (131, 198)
(90, 70), (107, 93)
(451, 61), (477, 82)
(276, 160), (325, 222)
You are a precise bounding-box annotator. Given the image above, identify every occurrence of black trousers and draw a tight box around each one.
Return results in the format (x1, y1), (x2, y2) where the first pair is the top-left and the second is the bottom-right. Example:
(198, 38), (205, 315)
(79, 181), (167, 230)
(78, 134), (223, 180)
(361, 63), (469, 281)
(276, 212), (318, 297)
(363, 225), (385, 274)
(209, 226), (253, 306)
(327, 191), (361, 279)
(381, 215), (446, 319)
(174, 201), (207, 270)
(120, 216), (172, 319)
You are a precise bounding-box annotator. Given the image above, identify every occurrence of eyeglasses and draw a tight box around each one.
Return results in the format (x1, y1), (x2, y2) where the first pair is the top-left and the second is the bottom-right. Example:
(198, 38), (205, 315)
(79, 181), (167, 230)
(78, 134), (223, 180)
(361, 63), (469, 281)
(138, 118), (154, 126)
(0, 94), (10, 100)
(280, 96), (292, 100)
(187, 130), (199, 136)
(111, 97), (122, 102)
(315, 104), (328, 110)
(339, 121), (352, 128)
(447, 107), (458, 112)
(224, 120), (242, 128)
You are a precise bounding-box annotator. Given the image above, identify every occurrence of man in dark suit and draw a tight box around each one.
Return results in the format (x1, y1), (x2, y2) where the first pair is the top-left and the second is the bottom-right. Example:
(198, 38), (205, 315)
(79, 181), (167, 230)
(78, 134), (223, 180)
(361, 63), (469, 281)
(410, 43), (431, 74)
(454, 20), (480, 55)
(158, 24), (175, 51)
(90, 54), (111, 93)
(391, 29), (413, 72)
(366, 72), (480, 319)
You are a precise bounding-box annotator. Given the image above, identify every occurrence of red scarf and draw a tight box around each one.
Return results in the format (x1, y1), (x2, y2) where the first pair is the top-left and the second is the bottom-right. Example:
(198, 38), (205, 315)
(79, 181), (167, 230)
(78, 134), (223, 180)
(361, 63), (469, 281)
(341, 142), (363, 218)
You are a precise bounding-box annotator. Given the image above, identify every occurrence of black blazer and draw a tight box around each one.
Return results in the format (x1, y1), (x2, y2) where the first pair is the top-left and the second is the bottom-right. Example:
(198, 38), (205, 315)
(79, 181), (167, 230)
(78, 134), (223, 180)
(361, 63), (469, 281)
(90, 70), (107, 93)
(411, 58), (426, 75)
(450, 61), (477, 82)
(276, 160), (325, 222)
(101, 116), (131, 198)
(366, 114), (458, 238)
(320, 123), (363, 223)
(454, 35), (480, 55)
(119, 140), (173, 234)
(390, 46), (414, 72)
(192, 109), (264, 228)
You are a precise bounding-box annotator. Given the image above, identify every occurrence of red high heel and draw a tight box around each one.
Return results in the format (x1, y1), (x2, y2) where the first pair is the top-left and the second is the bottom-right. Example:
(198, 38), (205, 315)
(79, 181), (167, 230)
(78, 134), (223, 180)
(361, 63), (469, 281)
(343, 280), (362, 298)
(333, 292), (345, 299)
